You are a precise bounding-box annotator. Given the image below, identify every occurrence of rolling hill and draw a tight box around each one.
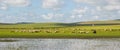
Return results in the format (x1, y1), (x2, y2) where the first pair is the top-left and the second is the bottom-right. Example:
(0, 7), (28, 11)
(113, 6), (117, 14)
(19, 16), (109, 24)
(0, 19), (120, 28)
(76, 19), (120, 25)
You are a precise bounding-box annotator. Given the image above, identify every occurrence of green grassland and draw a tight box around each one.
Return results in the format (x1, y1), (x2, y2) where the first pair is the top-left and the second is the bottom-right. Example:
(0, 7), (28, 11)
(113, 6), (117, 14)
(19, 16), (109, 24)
(0, 20), (120, 38)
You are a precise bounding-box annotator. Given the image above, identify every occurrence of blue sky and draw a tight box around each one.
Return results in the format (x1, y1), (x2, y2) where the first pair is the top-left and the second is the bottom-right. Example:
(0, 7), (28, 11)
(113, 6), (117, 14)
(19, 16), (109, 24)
(0, 0), (120, 23)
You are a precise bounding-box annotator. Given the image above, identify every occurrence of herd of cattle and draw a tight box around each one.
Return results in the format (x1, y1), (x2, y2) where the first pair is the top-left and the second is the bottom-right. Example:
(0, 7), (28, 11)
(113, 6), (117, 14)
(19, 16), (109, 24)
(11, 28), (120, 34)
(11, 29), (60, 33)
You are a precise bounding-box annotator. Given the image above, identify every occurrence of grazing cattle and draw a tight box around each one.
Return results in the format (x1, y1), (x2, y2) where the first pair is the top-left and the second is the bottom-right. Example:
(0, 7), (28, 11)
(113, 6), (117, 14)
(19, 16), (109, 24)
(11, 30), (17, 32)
(45, 30), (51, 33)
(79, 31), (89, 34)
(93, 30), (97, 34)
(104, 29), (114, 31)
(119, 29), (120, 31)
(72, 29), (76, 31)
(85, 31), (89, 34)
(15, 30), (21, 32)
(72, 31), (75, 33)
(104, 29), (108, 31)
(34, 30), (41, 33)
(11, 30), (41, 33)
(54, 30), (59, 33)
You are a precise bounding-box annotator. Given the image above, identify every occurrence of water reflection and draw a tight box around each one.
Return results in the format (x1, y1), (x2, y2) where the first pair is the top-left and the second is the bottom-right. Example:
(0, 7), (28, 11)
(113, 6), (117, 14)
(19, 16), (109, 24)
(0, 38), (120, 50)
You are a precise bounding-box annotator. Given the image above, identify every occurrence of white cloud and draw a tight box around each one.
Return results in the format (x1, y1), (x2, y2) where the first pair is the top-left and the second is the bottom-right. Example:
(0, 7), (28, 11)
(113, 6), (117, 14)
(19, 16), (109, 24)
(42, 13), (54, 20)
(118, 11), (120, 14)
(104, 5), (120, 10)
(0, 4), (7, 10)
(0, 6), (7, 10)
(78, 15), (82, 18)
(72, 0), (120, 21)
(0, 14), (4, 17)
(73, 9), (86, 13)
(70, 15), (75, 18)
(74, 0), (106, 13)
(0, 0), (30, 10)
(4, 0), (30, 7)
(74, 0), (103, 5)
(42, 0), (64, 10)
(42, 13), (64, 20)
(74, 0), (95, 4)
(94, 16), (99, 19)
(73, 7), (88, 14)
(0, 0), (4, 2)
(104, 0), (120, 10)
(106, 0), (120, 5)
(96, 6), (102, 11)
(55, 13), (64, 17)
(70, 14), (83, 19)
(74, 0), (120, 11)
(70, 7), (88, 18)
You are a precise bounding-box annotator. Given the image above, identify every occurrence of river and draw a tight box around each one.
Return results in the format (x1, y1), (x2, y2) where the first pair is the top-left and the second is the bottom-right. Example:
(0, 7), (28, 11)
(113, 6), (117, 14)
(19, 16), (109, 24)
(0, 38), (120, 50)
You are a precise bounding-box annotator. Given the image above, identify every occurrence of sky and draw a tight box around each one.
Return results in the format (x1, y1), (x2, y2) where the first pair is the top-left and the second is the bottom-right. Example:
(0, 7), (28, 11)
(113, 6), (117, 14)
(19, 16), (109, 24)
(0, 0), (120, 23)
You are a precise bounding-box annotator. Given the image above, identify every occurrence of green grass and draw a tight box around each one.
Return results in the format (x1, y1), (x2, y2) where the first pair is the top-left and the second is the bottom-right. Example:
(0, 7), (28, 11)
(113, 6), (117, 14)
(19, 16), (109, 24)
(0, 23), (120, 38)
(0, 31), (120, 38)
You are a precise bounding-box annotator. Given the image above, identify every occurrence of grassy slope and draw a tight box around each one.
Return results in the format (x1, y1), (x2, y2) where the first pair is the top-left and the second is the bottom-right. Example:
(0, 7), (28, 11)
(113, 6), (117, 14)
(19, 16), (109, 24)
(0, 20), (120, 38)
(77, 19), (120, 25)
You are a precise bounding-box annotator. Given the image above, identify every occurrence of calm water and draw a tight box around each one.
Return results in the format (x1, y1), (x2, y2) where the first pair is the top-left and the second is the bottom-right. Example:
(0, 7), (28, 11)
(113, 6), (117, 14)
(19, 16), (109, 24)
(0, 38), (120, 50)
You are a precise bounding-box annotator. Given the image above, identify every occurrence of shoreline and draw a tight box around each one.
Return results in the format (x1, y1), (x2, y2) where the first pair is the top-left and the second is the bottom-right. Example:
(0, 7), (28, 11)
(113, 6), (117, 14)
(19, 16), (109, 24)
(0, 37), (120, 39)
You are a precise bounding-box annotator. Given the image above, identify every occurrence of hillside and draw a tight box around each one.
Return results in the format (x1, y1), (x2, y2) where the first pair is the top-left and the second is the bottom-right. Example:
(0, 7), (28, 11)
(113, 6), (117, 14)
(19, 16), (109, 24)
(76, 19), (120, 25)
(0, 19), (120, 28)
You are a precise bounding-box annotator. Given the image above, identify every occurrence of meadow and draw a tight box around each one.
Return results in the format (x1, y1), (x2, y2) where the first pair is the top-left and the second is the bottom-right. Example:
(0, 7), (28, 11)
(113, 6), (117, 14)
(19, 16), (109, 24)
(0, 22), (120, 38)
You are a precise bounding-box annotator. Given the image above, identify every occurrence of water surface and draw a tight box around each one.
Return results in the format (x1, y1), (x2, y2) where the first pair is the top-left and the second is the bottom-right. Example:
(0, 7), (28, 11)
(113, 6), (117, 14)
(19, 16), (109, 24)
(0, 38), (120, 50)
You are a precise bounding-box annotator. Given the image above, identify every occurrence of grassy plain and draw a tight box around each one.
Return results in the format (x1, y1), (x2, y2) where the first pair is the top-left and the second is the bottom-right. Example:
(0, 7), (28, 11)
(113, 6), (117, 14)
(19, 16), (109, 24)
(0, 22), (120, 38)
